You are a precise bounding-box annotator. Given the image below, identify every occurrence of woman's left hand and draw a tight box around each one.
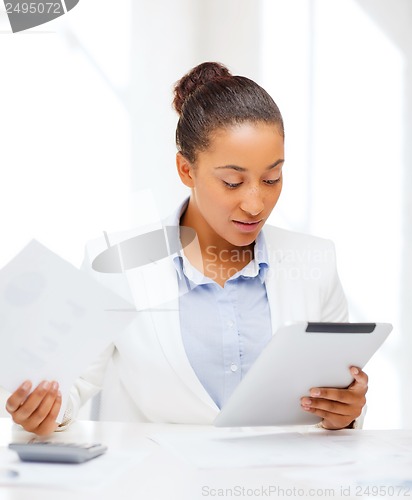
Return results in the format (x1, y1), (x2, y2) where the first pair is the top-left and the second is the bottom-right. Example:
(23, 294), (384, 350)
(300, 366), (368, 430)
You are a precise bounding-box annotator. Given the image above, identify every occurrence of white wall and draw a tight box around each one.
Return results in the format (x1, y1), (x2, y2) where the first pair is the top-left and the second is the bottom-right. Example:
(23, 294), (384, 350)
(262, 0), (412, 428)
(128, 0), (264, 220)
(356, 0), (412, 430)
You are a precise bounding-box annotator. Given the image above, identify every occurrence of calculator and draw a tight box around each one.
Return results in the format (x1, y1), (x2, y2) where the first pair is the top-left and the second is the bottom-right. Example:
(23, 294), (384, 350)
(8, 442), (108, 463)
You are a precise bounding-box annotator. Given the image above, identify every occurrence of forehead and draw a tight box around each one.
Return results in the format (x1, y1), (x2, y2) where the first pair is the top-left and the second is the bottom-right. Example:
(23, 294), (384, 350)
(198, 122), (284, 168)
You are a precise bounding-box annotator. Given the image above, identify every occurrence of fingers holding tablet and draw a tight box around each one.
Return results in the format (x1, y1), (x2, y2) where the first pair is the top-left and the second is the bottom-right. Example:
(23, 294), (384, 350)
(300, 366), (368, 430)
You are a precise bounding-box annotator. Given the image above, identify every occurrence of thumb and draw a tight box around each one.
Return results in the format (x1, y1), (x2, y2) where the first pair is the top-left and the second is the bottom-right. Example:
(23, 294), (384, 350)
(348, 366), (368, 392)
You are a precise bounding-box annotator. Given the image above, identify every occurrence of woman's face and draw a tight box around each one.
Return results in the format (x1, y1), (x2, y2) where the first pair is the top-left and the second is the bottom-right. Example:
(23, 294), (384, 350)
(181, 121), (285, 248)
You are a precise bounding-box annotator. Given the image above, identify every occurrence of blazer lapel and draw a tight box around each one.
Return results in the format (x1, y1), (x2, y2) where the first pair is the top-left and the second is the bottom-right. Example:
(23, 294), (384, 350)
(264, 226), (293, 334)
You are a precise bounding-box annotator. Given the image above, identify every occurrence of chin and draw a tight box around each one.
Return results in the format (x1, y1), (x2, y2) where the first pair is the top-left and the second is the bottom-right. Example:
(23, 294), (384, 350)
(227, 233), (257, 248)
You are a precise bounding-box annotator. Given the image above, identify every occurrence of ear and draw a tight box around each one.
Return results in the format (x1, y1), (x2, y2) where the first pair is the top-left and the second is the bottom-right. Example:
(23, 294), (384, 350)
(176, 152), (195, 188)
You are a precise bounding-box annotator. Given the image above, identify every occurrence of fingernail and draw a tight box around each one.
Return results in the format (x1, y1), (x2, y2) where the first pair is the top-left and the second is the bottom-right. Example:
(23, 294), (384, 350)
(57, 390), (62, 398)
(352, 367), (359, 375)
(52, 381), (59, 391)
(302, 406), (311, 411)
(22, 381), (31, 391)
(302, 398), (312, 405)
(311, 389), (320, 397)
(42, 381), (51, 390)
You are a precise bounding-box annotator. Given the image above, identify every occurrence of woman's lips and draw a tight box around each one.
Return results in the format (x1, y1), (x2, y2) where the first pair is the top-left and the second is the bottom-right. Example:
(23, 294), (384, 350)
(232, 220), (263, 233)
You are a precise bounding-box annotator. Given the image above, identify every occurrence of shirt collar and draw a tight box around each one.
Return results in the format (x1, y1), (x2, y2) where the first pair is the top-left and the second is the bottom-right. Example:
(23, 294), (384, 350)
(170, 198), (190, 281)
(248, 231), (269, 283)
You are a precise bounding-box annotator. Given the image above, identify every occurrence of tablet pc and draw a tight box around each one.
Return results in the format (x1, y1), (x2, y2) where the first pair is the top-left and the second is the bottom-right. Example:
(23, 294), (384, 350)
(214, 322), (392, 427)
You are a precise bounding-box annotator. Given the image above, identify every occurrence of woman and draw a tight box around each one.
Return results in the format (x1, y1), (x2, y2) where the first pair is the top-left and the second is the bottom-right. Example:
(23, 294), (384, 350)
(6, 62), (367, 435)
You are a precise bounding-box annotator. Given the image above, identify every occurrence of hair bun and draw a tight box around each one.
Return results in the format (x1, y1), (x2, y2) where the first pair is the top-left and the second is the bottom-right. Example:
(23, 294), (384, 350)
(173, 62), (232, 115)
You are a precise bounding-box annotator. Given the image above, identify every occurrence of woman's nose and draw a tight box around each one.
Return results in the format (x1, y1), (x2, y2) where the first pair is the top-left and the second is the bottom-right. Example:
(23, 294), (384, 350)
(239, 188), (264, 217)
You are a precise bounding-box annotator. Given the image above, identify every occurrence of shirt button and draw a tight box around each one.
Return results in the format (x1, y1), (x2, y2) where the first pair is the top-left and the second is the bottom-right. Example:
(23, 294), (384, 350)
(230, 363), (238, 373)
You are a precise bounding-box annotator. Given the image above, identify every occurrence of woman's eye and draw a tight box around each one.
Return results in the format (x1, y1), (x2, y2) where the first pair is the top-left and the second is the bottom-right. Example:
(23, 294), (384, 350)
(223, 181), (242, 189)
(264, 178), (281, 185)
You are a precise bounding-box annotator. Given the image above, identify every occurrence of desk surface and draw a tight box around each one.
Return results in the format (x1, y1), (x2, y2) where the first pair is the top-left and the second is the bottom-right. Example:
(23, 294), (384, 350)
(0, 418), (411, 500)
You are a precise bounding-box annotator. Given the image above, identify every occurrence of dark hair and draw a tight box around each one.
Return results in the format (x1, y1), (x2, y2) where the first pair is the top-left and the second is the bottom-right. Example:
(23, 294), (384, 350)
(173, 62), (284, 163)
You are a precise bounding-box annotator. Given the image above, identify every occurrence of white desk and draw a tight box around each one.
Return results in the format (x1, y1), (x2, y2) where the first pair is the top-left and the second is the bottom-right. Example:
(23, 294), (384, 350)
(0, 418), (411, 500)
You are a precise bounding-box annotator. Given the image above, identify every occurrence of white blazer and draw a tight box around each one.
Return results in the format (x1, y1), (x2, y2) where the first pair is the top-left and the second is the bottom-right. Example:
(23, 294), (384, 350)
(62, 202), (348, 426)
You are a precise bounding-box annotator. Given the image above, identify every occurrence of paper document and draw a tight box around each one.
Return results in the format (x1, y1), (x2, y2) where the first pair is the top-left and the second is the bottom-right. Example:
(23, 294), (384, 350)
(0, 240), (137, 422)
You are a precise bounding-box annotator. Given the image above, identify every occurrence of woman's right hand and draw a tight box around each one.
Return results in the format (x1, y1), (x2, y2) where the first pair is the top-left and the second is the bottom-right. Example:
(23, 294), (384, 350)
(6, 380), (62, 436)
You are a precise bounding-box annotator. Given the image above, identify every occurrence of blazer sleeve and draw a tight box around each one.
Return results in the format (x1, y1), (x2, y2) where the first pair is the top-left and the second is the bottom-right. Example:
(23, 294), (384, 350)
(320, 240), (349, 322)
(57, 343), (114, 430)
(57, 248), (116, 430)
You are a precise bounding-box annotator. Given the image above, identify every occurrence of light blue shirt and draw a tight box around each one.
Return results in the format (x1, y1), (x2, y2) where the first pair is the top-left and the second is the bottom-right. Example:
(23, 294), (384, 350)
(172, 206), (273, 409)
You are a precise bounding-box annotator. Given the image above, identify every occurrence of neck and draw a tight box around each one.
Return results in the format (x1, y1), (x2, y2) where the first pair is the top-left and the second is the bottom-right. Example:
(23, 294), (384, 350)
(181, 198), (253, 253)
(180, 198), (255, 284)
